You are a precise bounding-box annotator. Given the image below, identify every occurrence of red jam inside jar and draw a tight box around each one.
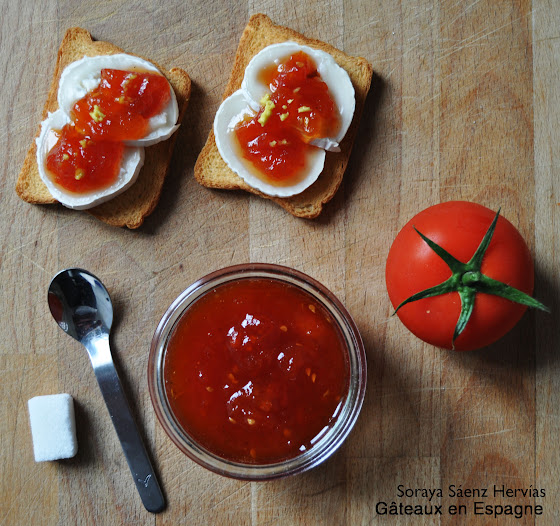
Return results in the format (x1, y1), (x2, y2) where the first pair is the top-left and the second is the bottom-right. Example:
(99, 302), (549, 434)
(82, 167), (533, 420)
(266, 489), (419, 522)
(233, 51), (340, 186)
(163, 278), (349, 464)
(45, 68), (170, 194)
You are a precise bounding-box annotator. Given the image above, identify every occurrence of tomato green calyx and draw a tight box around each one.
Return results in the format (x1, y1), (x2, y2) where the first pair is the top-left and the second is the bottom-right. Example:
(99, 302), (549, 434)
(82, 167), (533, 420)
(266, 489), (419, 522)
(393, 208), (549, 348)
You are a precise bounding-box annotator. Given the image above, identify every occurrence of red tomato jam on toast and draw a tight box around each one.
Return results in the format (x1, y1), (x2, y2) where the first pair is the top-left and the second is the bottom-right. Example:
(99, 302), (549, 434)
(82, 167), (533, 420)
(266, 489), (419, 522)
(45, 125), (124, 193)
(163, 278), (349, 464)
(234, 51), (339, 185)
(71, 69), (171, 141)
(45, 69), (169, 193)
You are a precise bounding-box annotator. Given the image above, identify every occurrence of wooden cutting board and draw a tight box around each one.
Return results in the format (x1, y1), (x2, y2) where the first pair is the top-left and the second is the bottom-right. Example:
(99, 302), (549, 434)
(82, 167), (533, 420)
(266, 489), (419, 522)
(1, 0), (558, 524)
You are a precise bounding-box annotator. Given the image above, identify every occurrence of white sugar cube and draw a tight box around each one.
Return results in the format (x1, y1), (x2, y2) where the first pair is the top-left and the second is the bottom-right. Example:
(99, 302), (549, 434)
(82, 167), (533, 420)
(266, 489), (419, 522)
(28, 394), (78, 462)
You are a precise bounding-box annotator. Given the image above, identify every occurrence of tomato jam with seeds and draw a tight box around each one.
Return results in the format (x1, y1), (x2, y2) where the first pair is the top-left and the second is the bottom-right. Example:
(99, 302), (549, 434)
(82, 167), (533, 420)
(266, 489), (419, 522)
(71, 69), (171, 141)
(163, 278), (349, 464)
(233, 51), (339, 185)
(46, 69), (170, 193)
(45, 125), (124, 193)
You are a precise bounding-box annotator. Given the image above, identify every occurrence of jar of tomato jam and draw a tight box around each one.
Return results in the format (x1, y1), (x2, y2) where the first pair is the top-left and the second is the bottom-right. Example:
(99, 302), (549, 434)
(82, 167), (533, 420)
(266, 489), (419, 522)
(148, 263), (366, 480)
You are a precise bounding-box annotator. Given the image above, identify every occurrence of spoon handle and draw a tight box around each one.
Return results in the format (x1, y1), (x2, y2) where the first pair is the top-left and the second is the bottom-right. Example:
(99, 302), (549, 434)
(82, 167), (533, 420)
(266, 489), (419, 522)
(85, 332), (165, 513)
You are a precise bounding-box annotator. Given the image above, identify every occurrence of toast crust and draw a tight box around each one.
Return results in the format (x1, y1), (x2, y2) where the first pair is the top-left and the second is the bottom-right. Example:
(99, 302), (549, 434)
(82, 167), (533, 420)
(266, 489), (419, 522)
(16, 27), (191, 229)
(194, 14), (373, 218)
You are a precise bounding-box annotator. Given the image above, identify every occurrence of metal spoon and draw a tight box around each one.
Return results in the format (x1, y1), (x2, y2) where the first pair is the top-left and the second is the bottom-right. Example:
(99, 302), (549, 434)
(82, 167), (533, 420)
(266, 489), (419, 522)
(48, 268), (165, 513)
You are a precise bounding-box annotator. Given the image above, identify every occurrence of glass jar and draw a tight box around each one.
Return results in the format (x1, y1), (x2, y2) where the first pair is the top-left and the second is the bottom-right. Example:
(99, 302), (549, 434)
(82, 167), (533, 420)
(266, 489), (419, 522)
(148, 263), (366, 480)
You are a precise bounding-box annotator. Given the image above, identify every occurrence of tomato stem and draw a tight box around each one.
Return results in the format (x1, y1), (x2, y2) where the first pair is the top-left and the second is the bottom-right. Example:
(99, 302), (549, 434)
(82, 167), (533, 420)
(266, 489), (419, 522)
(393, 208), (549, 349)
(462, 271), (482, 286)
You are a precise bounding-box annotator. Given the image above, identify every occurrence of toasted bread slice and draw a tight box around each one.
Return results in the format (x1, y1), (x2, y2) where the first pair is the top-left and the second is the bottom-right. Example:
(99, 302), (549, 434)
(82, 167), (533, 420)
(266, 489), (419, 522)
(16, 27), (191, 229)
(194, 14), (372, 218)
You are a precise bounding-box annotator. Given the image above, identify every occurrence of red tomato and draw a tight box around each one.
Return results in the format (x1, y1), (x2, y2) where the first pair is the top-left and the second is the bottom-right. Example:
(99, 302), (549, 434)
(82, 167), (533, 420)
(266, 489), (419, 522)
(385, 201), (535, 351)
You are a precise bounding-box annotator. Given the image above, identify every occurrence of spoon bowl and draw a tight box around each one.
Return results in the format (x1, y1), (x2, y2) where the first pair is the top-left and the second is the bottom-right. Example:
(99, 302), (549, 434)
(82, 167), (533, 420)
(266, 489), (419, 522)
(48, 268), (165, 513)
(48, 268), (112, 341)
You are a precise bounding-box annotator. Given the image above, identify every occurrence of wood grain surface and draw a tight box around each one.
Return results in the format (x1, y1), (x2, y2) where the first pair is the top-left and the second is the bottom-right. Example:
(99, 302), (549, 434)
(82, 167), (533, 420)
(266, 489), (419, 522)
(1, 0), (558, 525)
